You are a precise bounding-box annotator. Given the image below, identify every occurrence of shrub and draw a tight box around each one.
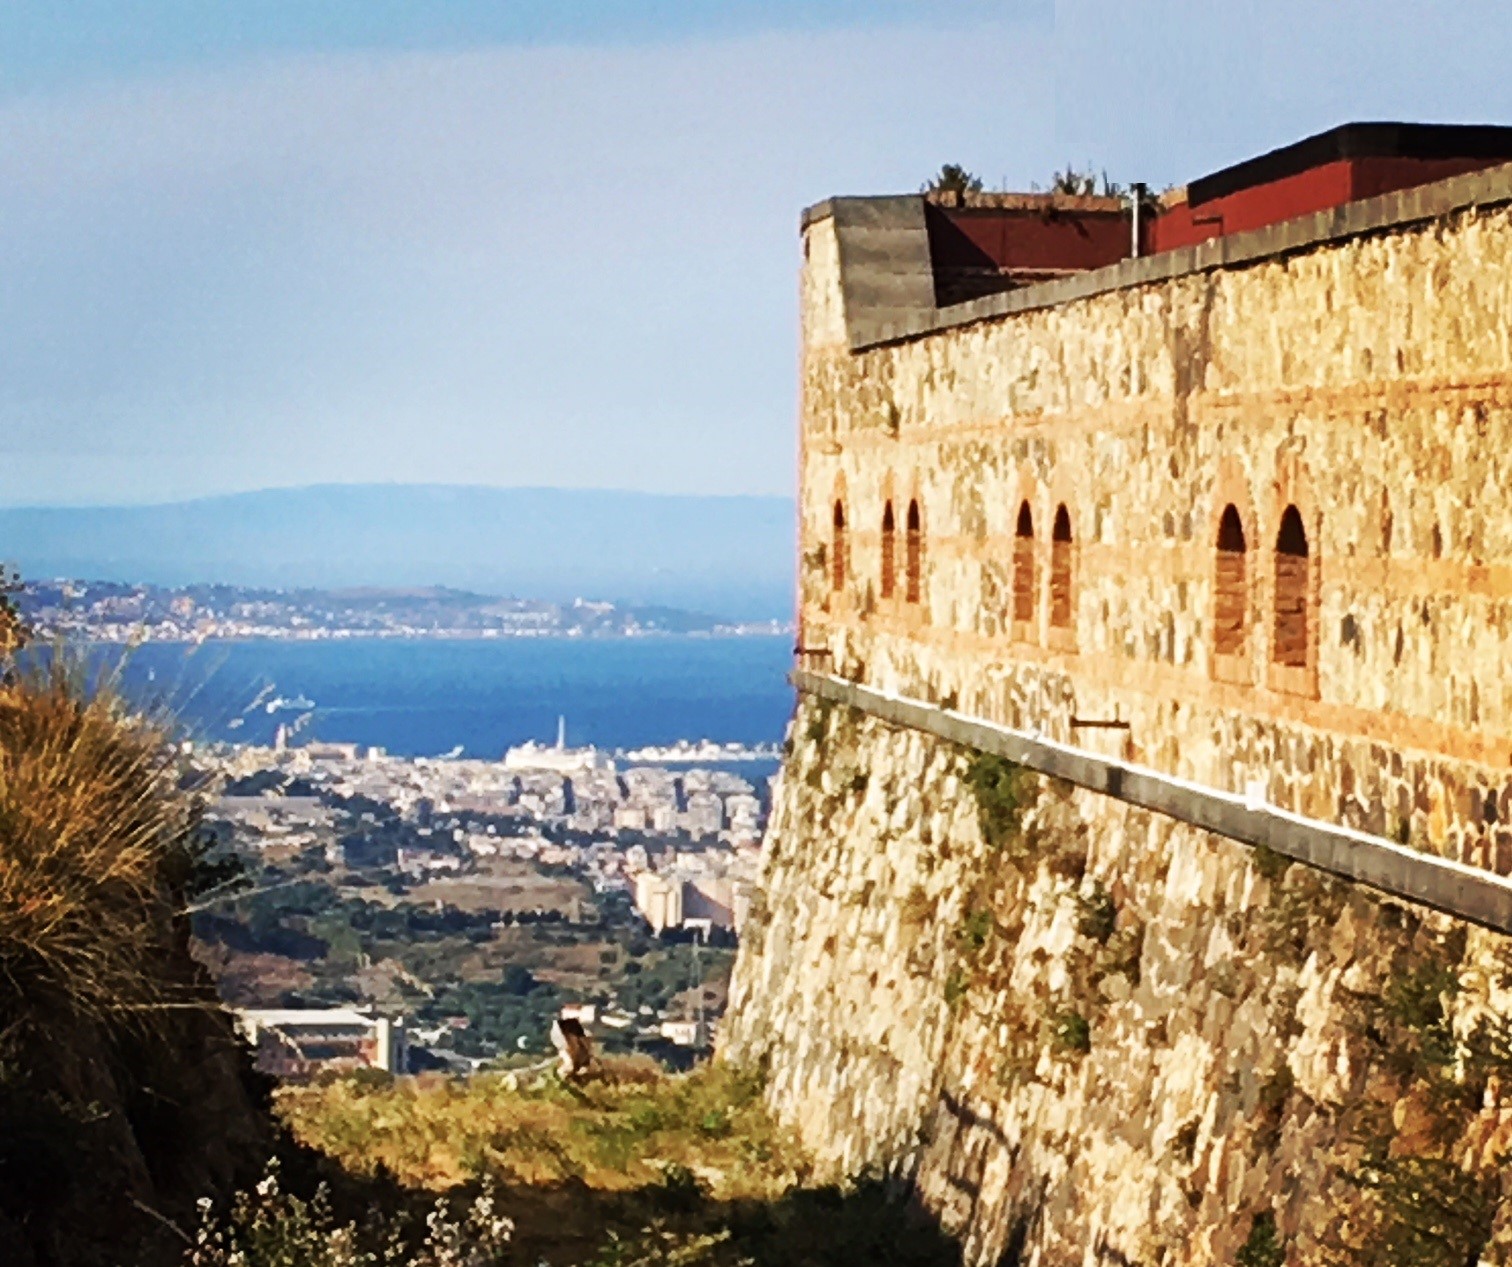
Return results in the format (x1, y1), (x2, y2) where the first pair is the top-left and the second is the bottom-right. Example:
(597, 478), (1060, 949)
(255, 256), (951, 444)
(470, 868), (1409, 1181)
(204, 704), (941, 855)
(697, 1108), (731, 1138)
(1235, 1210), (1285, 1267)
(964, 752), (1031, 853)
(187, 1162), (514, 1267)
(1251, 844), (1291, 882)
(0, 656), (208, 1036)
(1052, 1011), (1091, 1055)
(955, 906), (994, 956)
(1348, 1154), (1496, 1267)
(1075, 882), (1117, 943)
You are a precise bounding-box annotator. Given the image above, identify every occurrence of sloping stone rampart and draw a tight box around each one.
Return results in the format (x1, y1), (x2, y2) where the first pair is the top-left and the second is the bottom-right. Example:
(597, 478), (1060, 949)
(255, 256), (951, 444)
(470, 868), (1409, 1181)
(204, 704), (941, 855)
(725, 698), (1512, 1265)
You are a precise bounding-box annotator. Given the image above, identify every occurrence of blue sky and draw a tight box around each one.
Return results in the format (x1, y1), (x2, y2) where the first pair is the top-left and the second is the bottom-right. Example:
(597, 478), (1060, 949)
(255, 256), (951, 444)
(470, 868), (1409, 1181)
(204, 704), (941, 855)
(0, 2), (1023, 90)
(2, 1), (1510, 505)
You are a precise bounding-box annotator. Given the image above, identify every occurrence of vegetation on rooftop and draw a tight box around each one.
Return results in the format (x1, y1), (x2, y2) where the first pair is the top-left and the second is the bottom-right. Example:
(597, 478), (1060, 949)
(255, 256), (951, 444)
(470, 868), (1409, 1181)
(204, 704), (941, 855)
(921, 164), (983, 198)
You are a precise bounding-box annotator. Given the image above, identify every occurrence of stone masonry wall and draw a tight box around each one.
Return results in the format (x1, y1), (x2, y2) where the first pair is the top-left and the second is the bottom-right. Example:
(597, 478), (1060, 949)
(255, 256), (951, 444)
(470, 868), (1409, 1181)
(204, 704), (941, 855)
(801, 199), (1512, 870)
(725, 696), (1512, 1265)
(724, 190), (1512, 1264)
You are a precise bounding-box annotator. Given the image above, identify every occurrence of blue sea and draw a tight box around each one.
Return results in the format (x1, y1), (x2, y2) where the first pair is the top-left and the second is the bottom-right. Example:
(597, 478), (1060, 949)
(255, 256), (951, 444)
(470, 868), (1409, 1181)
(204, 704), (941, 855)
(111, 636), (795, 759)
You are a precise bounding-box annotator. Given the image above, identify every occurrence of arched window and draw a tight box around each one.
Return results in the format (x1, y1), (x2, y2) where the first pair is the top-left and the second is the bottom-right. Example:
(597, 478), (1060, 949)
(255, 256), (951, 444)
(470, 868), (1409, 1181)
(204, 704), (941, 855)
(880, 502), (896, 599)
(1273, 505), (1309, 668)
(1050, 505), (1074, 629)
(1214, 504), (1247, 656)
(831, 501), (846, 591)
(905, 500), (922, 604)
(1013, 501), (1036, 624)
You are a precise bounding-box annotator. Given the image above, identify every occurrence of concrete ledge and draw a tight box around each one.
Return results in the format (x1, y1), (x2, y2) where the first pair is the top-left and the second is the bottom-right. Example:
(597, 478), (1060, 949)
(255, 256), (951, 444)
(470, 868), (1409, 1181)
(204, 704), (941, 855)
(808, 160), (1512, 352)
(793, 669), (1512, 935)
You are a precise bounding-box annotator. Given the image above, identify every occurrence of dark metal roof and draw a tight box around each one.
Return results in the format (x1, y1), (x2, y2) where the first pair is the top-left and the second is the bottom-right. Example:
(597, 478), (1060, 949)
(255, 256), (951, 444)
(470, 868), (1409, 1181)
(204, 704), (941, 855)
(1188, 122), (1512, 208)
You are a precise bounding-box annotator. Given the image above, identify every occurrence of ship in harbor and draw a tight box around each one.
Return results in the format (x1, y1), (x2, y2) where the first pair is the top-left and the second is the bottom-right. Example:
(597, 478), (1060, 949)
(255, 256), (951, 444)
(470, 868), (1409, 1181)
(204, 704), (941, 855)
(618, 738), (781, 764)
(502, 716), (615, 773)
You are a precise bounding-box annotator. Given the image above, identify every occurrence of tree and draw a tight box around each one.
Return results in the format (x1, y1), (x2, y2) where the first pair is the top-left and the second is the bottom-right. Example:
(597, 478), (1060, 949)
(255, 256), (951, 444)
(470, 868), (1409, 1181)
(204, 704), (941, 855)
(501, 963), (537, 996)
(0, 567), (29, 658)
(923, 163), (984, 199)
(1048, 165), (1126, 199)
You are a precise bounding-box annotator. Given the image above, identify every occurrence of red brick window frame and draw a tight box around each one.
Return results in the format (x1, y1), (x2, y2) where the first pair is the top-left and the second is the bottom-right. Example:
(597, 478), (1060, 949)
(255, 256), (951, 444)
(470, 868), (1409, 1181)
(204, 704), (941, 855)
(831, 500), (847, 592)
(1212, 504), (1250, 684)
(880, 501), (896, 600)
(1048, 504), (1076, 651)
(1268, 503), (1318, 697)
(905, 499), (923, 604)
(1012, 500), (1036, 639)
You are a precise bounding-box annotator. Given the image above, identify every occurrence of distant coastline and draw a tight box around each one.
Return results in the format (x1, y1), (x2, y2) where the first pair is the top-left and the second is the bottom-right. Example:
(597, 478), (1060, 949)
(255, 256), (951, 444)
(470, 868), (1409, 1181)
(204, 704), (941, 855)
(0, 484), (794, 622)
(19, 579), (793, 644)
(66, 624), (793, 645)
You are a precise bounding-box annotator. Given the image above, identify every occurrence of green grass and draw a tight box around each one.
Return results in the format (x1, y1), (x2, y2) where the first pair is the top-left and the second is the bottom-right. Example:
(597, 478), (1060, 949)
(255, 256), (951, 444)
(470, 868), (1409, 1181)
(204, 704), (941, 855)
(254, 1061), (964, 1266)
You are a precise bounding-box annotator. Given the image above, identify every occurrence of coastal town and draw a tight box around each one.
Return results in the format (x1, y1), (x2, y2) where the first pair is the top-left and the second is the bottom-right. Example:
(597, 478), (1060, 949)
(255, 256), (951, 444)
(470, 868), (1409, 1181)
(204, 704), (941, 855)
(17, 579), (790, 642)
(194, 720), (776, 1075)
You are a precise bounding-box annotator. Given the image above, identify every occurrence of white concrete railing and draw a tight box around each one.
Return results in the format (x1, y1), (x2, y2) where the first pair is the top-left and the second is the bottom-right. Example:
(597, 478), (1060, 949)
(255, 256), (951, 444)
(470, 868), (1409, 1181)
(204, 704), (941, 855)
(793, 668), (1512, 935)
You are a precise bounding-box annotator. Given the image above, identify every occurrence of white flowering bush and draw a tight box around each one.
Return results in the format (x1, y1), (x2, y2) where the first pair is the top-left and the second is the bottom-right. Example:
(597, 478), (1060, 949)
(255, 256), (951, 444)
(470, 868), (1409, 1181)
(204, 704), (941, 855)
(187, 1162), (513, 1267)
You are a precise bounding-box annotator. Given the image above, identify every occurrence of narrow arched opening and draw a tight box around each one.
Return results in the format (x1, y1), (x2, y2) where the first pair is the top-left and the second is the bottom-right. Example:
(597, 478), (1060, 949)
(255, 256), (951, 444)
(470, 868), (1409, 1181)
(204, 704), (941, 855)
(905, 499), (922, 604)
(1214, 504), (1247, 656)
(880, 501), (896, 599)
(1273, 505), (1310, 668)
(831, 500), (846, 591)
(1050, 505), (1073, 629)
(1012, 501), (1035, 625)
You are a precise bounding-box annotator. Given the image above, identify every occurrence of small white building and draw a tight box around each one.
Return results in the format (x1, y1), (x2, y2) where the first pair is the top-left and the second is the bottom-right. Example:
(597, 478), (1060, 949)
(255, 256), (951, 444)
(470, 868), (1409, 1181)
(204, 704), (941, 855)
(234, 1007), (406, 1079)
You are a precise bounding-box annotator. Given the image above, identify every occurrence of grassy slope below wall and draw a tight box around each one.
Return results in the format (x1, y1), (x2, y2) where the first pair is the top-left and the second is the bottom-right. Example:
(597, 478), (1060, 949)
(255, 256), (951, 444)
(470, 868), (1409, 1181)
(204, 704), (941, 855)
(724, 696), (1512, 1266)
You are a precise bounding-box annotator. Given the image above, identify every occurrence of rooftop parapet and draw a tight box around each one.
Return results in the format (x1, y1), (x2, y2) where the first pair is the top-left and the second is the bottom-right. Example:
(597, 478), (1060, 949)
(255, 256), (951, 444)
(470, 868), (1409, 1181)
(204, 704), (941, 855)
(806, 122), (1512, 350)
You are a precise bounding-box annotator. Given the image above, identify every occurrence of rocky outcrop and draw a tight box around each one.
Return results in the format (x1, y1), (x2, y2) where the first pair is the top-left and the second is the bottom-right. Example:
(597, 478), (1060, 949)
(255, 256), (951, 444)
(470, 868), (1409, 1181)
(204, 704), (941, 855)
(726, 697), (1512, 1266)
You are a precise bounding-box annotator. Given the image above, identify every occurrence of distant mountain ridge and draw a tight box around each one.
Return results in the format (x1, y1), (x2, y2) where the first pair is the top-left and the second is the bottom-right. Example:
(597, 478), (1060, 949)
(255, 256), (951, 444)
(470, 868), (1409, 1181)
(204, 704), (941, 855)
(0, 485), (796, 621)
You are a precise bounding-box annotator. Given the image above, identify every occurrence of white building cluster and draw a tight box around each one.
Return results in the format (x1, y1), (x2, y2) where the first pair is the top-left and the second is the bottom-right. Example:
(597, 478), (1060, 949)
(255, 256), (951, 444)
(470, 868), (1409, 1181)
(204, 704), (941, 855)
(204, 718), (772, 928)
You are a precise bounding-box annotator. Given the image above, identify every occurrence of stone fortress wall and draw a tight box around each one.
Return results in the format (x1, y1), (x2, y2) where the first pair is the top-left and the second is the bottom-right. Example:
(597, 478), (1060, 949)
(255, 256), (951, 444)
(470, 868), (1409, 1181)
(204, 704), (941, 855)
(799, 173), (1512, 872)
(725, 159), (1512, 1264)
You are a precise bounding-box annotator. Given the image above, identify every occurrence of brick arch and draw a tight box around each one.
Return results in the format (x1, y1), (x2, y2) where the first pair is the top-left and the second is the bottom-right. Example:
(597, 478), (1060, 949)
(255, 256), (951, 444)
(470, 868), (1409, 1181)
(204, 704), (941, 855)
(1266, 453), (1321, 697)
(904, 489), (925, 605)
(1010, 470), (1041, 640)
(829, 473), (849, 594)
(1210, 460), (1258, 679)
(877, 471), (899, 602)
(1050, 503), (1074, 628)
(1043, 474), (1081, 651)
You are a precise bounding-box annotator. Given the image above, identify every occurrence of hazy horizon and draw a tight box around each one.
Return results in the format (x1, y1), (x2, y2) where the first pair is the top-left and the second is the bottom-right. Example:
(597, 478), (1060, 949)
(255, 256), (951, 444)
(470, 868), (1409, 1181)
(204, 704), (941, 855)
(0, 479), (796, 513)
(0, 484), (795, 619)
(9, 2), (1512, 506)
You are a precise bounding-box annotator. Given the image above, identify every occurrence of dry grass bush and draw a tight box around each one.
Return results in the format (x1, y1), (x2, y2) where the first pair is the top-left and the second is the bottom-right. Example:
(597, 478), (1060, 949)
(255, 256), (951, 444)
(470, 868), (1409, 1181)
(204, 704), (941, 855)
(0, 655), (205, 1045)
(0, 644), (273, 1267)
